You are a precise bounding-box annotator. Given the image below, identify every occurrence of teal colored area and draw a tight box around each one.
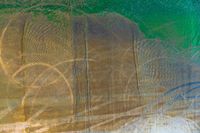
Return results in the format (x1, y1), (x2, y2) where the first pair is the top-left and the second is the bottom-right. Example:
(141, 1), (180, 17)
(0, 0), (200, 51)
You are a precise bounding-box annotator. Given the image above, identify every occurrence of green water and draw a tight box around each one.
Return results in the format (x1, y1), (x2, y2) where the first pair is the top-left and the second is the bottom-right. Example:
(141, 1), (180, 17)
(0, 0), (200, 52)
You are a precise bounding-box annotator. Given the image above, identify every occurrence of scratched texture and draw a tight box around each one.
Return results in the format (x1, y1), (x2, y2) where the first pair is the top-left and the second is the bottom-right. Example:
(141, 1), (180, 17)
(0, 0), (200, 133)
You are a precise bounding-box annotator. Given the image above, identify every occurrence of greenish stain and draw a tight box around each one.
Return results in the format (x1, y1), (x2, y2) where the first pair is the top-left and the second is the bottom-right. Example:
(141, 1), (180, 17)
(0, 0), (199, 51)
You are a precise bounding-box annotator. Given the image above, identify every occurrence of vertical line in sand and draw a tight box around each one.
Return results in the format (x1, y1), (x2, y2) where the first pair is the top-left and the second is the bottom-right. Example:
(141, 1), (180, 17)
(84, 16), (91, 132)
(19, 14), (28, 132)
(131, 29), (141, 107)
